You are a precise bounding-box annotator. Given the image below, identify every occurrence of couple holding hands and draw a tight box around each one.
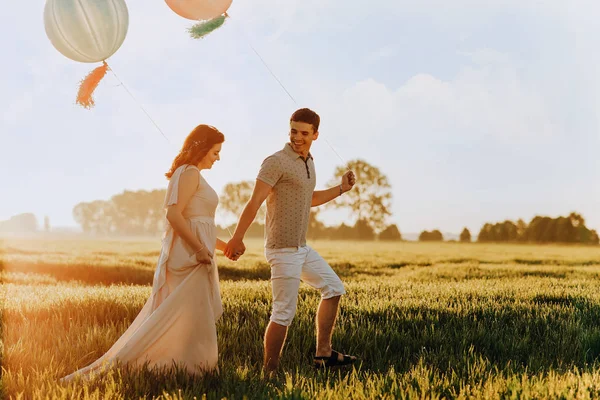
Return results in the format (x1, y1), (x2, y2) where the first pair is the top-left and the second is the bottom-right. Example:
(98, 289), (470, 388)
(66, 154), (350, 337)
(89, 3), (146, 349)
(62, 108), (357, 383)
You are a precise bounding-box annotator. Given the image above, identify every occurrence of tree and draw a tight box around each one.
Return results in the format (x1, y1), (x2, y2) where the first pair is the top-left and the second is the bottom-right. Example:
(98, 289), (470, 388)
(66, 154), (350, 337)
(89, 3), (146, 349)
(330, 223), (357, 240)
(354, 218), (375, 241)
(379, 224), (402, 241)
(477, 223), (492, 242)
(591, 230), (600, 245)
(110, 189), (165, 236)
(477, 220), (518, 242)
(568, 212), (597, 244)
(73, 202), (92, 233)
(459, 228), (471, 243)
(477, 213), (599, 245)
(0, 213), (37, 233)
(419, 230), (443, 242)
(72, 200), (115, 235)
(220, 181), (266, 223)
(307, 209), (327, 240)
(326, 159), (392, 233)
(516, 219), (527, 241)
(44, 216), (51, 233)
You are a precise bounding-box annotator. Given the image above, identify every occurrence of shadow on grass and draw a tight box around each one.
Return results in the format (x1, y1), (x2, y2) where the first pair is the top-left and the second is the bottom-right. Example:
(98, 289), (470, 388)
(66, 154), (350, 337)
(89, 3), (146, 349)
(3, 260), (395, 286)
(54, 292), (600, 398)
(60, 360), (282, 400)
(332, 297), (600, 377)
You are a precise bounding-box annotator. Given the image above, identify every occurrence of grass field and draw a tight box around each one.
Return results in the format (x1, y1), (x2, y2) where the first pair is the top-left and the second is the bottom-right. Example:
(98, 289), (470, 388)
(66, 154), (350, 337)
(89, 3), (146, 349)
(3, 236), (600, 399)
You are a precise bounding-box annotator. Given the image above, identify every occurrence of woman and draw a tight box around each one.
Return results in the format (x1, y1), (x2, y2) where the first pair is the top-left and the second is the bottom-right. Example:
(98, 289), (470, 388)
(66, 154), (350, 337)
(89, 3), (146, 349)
(61, 124), (233, 382)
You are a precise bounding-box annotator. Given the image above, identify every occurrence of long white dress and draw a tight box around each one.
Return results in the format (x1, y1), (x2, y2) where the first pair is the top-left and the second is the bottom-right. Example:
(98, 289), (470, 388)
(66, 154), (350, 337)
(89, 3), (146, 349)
(61, 164), (223, 382)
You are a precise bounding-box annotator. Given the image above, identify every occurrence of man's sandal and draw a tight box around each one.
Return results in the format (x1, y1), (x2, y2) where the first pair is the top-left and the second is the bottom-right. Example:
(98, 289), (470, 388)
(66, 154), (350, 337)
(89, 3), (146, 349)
(313, 350), (357, 369)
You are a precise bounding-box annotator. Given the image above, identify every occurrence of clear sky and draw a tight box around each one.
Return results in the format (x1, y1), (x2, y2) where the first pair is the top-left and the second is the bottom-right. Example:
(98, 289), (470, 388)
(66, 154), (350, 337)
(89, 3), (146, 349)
(1, 0), (599, 234)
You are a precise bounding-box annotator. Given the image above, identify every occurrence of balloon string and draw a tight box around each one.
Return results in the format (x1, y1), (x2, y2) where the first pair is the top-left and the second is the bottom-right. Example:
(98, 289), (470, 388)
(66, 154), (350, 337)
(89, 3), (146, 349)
(245, 41), (298, 106)
(226, 14), (347, 168)
(107, 64), (171, 144)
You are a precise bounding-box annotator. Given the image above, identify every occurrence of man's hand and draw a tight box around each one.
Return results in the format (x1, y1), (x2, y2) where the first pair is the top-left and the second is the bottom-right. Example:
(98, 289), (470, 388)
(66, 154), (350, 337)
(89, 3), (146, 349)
(341, 170), (356, 193)
(225, 237), (246, 261)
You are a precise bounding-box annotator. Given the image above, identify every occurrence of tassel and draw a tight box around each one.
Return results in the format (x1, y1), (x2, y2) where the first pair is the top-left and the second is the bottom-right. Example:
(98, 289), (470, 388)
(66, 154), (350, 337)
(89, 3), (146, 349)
(187, 14), (227, 39)
(76, 61), (109, 109)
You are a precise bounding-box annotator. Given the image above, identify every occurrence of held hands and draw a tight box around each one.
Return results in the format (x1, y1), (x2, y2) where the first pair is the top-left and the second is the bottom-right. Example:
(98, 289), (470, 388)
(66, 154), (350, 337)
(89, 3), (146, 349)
(224, 237), (246, 261)
(341, 170), (356, 193)
(195, 246), (213, 265)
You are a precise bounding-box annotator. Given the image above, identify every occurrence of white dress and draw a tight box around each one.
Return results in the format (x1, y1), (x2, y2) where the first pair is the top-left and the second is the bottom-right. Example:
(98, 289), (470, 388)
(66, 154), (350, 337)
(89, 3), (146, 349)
(61, 164), (223, 382)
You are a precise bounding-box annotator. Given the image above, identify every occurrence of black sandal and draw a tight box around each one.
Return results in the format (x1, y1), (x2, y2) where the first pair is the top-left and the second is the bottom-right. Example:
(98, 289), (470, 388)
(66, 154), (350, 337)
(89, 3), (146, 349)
(313, 350), (357, 369)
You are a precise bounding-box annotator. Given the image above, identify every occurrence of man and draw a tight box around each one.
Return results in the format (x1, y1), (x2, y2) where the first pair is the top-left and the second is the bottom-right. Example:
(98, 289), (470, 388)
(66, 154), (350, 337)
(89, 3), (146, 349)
(225, 108), (357, 372)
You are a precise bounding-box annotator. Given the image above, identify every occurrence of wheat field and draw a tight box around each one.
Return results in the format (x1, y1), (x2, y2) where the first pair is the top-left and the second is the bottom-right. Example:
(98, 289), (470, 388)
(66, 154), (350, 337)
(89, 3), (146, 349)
(2, 236), (600, 399)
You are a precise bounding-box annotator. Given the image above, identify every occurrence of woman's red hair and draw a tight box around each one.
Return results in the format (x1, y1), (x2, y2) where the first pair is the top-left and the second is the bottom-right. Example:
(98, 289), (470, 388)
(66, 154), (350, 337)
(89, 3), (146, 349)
(165, 124), (225, 179)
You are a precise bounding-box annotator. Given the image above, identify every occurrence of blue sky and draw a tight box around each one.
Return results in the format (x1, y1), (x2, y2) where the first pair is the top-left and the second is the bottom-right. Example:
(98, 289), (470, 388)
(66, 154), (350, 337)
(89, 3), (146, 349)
(1, 0), (599, 234)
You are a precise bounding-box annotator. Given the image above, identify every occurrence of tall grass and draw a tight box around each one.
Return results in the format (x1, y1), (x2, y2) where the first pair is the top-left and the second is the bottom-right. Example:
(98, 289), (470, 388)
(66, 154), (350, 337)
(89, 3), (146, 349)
(2, 237), (600, 398)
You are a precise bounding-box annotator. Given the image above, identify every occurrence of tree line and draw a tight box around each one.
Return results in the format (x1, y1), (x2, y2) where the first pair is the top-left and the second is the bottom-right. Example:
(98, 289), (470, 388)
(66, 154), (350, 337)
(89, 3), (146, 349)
(419, 212), (599, 245)
(17, 155), (594, 246)
(70, 159), (400, 239)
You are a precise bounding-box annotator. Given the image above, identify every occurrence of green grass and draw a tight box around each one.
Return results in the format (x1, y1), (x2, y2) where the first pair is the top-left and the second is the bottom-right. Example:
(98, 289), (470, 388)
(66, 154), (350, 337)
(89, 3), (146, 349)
(2, 237), (600, 398)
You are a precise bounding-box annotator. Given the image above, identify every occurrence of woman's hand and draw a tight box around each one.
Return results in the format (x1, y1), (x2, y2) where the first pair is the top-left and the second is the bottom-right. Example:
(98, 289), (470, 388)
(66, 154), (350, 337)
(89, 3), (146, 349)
(195, 247), (213, 265)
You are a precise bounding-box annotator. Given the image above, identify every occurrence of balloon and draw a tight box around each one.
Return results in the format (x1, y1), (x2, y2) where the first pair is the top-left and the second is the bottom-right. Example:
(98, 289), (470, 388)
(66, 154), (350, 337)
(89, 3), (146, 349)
(43, 0), (129, 108)
(165, 0), (232, 21)
(44, 0), (129, 63)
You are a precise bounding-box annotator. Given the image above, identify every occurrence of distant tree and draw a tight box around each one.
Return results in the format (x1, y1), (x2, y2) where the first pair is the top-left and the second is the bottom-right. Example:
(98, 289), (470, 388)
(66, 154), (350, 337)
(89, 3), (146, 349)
(379, 224), (402, 241)
(331, 223), (357, 240)
(72, 189), (167, 236)
(110, 190), (165, 236)
(44, 216), (51, 233)
(307, 209), (327, 240)
(111, 190), (145, 235)
(477, 212), (598, 245)
(419, 230), (443, 242)
(0, 213), (38, 233)
(149, 189), (168, 233)
(501, 221), (518, 241)
(568, 212), (597, 244)
(591, 230), (600, 245)
(326, 159), (392, 233)
(555, 216), (576, 243)
(220, 181), (266, 223)
(477, 220), (518, 242)
(477, 223), (492, 242)
(354, 218), (375, 241)
(73, 203), (91, 233)
(72, 200), (114, 235)
(459, 228), (471, 243)
(516, 219), (527, 241)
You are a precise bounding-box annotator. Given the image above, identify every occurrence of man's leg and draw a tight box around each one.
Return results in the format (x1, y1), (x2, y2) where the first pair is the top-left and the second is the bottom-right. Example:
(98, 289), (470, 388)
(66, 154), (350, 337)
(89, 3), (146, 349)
(264, 247), (304, 372)
(264, 321), (288, 372)
(301, 246), (355, 363)
(315, 295), (341, 357)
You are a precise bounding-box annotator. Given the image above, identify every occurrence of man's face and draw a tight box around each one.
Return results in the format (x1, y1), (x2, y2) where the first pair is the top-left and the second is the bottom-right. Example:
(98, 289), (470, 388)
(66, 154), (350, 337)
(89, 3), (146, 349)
(289, 120), (318, 156)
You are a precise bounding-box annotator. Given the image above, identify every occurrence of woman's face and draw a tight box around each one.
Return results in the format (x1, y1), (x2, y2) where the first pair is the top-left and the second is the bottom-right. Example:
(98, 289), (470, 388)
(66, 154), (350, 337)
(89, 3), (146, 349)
(197, 142), (222, 170)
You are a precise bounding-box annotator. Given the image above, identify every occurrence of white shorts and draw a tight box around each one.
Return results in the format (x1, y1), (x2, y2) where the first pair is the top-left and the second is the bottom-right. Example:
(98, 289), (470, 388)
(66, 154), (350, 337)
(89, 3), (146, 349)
(265, 245), (346, 327)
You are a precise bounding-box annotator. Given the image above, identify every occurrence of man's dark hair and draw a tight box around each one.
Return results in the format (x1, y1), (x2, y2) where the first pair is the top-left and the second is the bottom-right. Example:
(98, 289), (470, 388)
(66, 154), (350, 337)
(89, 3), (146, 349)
(290, 108), (320, 132)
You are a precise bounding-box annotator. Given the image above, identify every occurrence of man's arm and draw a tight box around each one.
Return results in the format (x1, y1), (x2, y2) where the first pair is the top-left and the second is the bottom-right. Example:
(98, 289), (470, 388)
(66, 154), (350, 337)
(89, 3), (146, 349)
(311, 170), (356, 207)
(311, 184), (344, 207)
(224, 179), (272, 259)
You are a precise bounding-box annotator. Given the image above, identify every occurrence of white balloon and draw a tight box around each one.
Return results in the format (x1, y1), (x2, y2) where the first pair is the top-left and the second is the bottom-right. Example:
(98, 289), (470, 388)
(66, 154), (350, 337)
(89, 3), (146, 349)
(44, 0), (129, 63)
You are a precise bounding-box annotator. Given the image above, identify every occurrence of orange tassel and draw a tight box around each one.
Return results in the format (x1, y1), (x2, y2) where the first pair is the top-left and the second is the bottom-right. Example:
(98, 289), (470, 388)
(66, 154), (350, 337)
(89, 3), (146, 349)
(76, 61), (109, 109)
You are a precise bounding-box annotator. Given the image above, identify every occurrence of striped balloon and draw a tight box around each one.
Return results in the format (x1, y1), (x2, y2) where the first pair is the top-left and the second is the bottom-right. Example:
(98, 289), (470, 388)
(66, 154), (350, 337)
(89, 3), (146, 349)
(44, 0), (129, 63)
